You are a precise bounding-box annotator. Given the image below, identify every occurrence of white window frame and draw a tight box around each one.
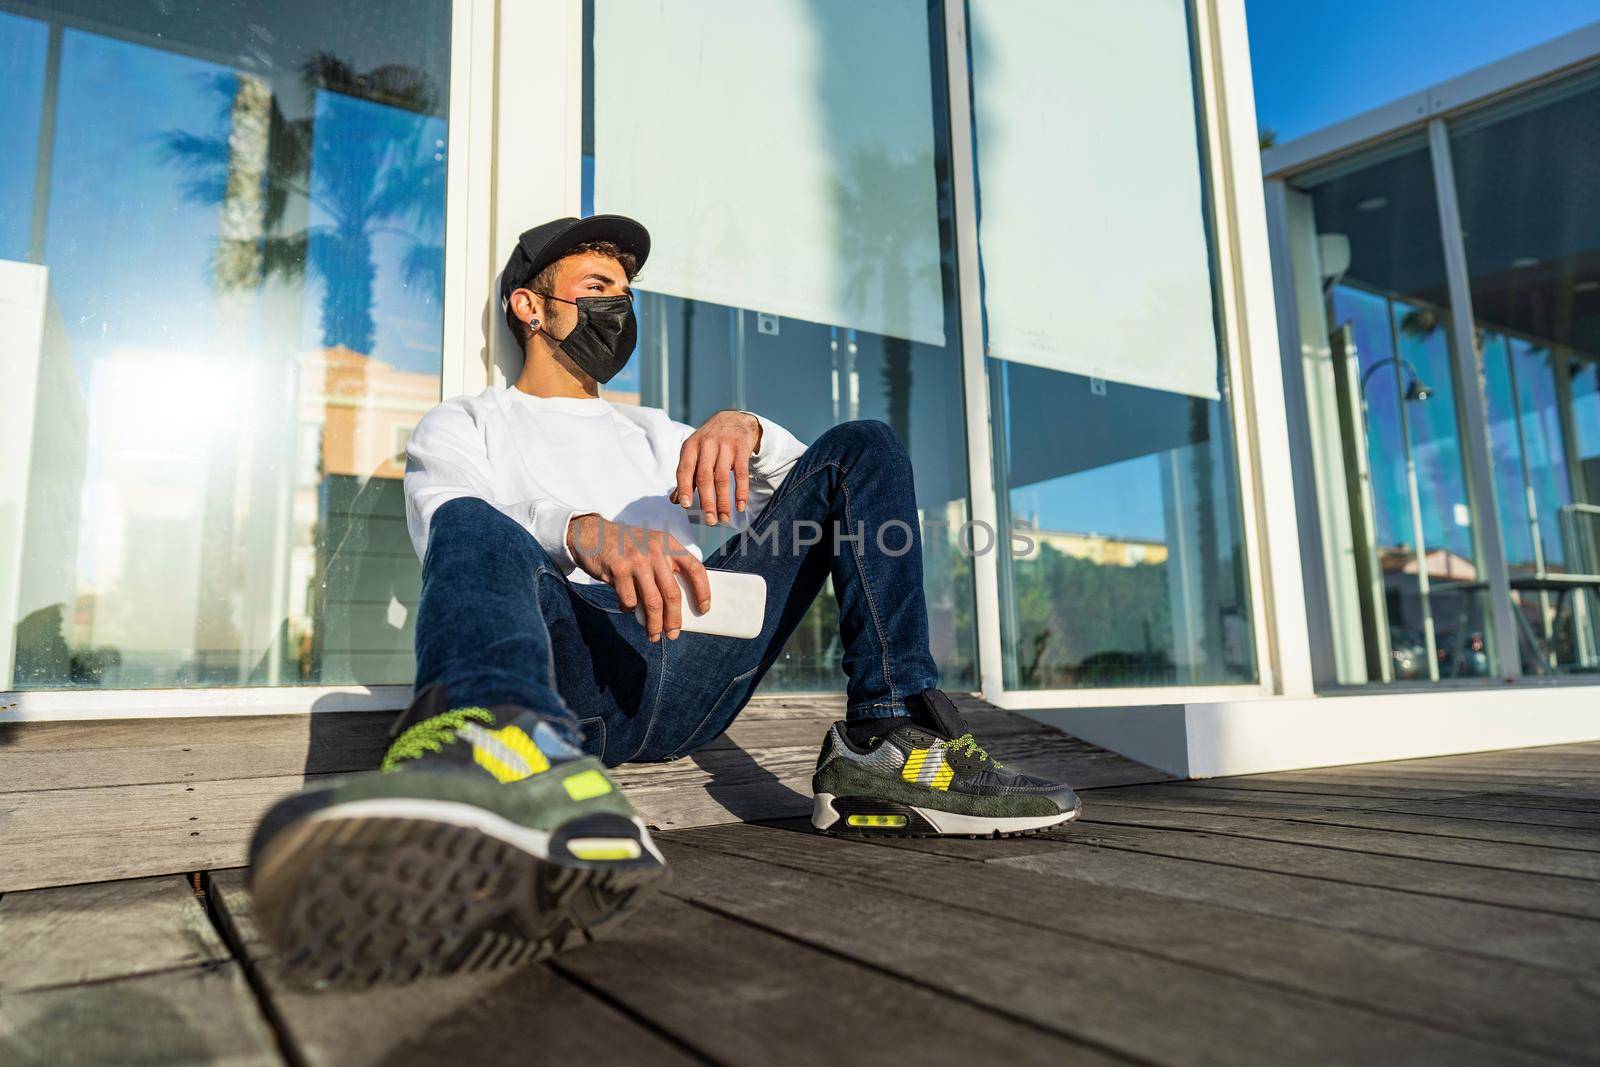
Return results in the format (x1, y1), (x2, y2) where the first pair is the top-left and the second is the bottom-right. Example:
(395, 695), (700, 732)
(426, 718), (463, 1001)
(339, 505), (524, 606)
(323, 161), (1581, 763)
(953, 0), (1314, 712)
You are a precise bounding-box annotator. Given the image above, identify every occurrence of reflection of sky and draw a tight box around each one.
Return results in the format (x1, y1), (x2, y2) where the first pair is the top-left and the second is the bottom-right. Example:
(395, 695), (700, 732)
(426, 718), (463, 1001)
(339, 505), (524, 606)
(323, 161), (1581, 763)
(46, 31), (227, 378)
(0, 12), (46, 261)
(1575, 363), (1600, 459)
(21, 28), (446, 378)
(1014, 456), (1166, 543)
(1248, 0), (1600, 142)
(1332, 285), (1477, 560)
(1485, 333), (1577, 570)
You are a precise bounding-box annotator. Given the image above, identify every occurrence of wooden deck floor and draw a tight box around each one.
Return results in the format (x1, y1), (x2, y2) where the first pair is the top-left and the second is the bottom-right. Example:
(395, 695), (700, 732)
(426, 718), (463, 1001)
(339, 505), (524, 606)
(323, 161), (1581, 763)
(4, 740), (1599, 1065)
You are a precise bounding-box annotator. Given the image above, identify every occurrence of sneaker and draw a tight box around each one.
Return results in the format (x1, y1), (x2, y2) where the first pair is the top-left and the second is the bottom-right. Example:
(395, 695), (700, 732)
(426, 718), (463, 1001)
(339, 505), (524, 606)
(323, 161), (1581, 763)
(811, 688), (1082, 837)
(249, 685), (666, 988)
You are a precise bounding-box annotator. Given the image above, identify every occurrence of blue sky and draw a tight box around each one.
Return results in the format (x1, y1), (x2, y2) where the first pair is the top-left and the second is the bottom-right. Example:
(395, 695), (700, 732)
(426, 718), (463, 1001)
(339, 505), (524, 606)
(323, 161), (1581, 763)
(1247, 1), (1599, 142)
(3, 15), (446, 379)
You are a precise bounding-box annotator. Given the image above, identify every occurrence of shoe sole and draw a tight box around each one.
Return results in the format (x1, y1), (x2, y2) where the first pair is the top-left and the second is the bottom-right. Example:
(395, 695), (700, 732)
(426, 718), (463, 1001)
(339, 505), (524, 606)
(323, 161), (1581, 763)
(251, 798), (667, 989)
(811, 792), (1082, 838)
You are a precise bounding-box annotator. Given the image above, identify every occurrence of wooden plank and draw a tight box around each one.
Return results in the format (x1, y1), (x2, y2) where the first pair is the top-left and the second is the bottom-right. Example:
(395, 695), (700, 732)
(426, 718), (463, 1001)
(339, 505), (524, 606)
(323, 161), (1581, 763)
(0, 963), (283, 1067)
(1099, 782), (1600, 831)
(650, 838), (1548, 1065)
(1369, 796), (1600, 830)
(0, 775), (326, 892)
(1261, 764), (1600, 790)
(1203, 770), (1600, 801)
(669, 824), (1600, 1061)
(1185, 776), (1492, 801)
(0, 876), (230, 992)
(1067, 815), (1600, 917)
(1084, 793), (1600, 859)
(0, 712), (393, 792)
(207, 870), (697, 1067)
(556, 891), (1115, 1066)
(1328, 750), (1600, 772)
(981, 825), (1600, 974)
(1458, 792), (1600, 816)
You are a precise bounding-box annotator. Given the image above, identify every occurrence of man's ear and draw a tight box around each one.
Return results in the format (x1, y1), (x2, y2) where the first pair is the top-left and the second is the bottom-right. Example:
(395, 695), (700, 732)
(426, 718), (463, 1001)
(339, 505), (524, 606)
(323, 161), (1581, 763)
(512, 288), (541, 328)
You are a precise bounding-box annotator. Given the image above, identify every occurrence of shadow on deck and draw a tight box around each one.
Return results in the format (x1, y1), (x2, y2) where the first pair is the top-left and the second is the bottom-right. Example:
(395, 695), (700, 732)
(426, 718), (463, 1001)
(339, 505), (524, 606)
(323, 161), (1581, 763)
(3, 734), (1599, 1064)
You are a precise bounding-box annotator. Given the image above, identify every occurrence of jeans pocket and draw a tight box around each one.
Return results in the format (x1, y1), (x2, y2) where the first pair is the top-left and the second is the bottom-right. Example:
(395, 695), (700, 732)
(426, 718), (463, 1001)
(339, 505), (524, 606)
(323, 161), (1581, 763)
(575, 715), (609, 763)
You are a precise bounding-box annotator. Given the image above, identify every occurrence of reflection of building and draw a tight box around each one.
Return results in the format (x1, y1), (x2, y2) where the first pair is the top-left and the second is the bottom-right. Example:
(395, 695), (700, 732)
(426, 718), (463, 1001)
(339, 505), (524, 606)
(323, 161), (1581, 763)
(0, 262), (87, 689)
(287, 347), (438, 685)
(1013, 523), (1170, 568)
(302, 346), (438, 479)
(1377, 547), (1477, 581)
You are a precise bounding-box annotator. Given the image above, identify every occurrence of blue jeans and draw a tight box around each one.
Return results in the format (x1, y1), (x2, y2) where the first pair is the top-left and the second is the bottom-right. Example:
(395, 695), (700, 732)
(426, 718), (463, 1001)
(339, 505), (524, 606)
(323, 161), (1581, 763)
(411, 420), (941, 766)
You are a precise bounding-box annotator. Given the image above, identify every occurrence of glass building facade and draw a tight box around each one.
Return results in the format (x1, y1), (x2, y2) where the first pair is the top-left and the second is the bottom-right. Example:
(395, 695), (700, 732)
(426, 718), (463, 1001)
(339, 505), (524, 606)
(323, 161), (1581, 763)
(1270, 52), (1600, 688)
(1, 0), (1271, 710)
(7, 0), (1591, 762)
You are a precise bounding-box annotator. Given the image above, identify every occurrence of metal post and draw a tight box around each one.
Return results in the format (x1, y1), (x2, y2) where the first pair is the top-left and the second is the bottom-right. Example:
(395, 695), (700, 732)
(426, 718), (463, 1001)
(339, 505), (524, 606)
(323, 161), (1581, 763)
(1428, 117), (1522, 680)
(1502, 340), (1555, 661)
(942, 0), (1007, 700)
(1377, 310), (1441, 681)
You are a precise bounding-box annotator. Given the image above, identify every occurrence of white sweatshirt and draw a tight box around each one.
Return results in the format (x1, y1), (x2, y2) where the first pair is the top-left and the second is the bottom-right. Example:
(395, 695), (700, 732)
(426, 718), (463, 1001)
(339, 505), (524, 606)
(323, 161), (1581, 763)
(402, 385), (809, 583)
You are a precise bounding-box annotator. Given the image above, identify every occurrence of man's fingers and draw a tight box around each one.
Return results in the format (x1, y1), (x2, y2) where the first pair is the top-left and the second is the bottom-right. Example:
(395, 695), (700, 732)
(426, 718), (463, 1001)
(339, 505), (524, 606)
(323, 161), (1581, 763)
(732, 446), (752, 513)
(676, 439), (700, 510)
(696, 449), (719, 526)
(637, 569), (664, 642)
(675, 552), (712, 614)
(613, 565), (638, 611)
(713, 443), (736, 523)
(652, 553), (683, 638)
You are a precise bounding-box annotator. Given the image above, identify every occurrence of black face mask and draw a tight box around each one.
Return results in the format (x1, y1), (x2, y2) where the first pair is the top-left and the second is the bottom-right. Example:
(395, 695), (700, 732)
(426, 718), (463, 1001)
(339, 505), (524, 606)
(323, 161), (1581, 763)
(538, 292), (637, 383)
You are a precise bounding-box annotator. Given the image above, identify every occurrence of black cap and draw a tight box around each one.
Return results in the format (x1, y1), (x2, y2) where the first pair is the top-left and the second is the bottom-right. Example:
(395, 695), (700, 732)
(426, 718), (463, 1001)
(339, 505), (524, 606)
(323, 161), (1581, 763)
(499, 214), (651, 309)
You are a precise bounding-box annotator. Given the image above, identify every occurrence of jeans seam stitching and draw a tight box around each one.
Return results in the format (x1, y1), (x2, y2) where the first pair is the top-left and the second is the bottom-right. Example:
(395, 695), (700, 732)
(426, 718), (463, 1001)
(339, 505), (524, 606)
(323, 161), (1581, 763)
(661, 659), (765, 761)
(839, 470), (899, 709)
(575, 715), (608, 763)
(725, 459), (838, 550)
(633, 634), (671, 763)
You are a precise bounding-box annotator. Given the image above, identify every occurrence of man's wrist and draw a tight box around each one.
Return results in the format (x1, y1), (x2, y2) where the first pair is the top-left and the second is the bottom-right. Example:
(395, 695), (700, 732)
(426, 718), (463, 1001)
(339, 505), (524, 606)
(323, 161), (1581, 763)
(742, 410), (763, 454)
(566, 511), (601, 557)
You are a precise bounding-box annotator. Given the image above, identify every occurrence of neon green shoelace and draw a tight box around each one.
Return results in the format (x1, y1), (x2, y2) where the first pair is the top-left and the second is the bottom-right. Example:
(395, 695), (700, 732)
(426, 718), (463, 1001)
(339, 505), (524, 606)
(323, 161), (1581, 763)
(942, 732), (1002, 767)
(381, 707), (495, 772)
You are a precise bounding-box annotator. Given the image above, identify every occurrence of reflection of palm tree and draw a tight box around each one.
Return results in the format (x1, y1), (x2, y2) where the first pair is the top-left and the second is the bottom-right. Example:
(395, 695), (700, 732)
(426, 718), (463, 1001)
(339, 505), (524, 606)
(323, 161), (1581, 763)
(160, 53), (442, 354)
(834, 144), (941, 444)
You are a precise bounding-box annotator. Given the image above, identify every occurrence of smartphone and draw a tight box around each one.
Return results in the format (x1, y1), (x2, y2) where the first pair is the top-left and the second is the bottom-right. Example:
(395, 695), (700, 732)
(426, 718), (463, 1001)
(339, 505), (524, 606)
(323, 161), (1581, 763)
(633, 569), (767, 639)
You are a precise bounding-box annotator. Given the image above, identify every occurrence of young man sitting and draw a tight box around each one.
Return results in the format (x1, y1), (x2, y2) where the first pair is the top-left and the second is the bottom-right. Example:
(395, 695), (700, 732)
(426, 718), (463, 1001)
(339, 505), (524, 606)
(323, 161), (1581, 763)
(249, 214), (1081, 987)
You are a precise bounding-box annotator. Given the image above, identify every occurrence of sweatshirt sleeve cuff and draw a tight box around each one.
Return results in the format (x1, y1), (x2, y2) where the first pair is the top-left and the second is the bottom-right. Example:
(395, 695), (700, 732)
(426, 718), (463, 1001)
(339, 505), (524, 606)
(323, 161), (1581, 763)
(529, 502), (587, 573)
(740, 410), (806, 479)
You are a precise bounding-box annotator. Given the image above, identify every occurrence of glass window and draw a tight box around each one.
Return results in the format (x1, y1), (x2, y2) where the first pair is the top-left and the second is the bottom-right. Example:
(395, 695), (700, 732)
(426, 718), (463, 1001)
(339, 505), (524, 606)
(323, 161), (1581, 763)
(969, 0), (1256, 689)
(583, 0), (977, 692)
(1452, 73), (1600, 674)
(1283, 140), (1498, 685)
(1, 1), (451, 690)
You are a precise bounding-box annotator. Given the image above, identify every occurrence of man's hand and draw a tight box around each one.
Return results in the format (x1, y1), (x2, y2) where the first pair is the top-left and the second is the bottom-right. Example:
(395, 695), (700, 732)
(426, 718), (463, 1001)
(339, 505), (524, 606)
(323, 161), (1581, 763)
(672, 410), (762, 526)
(568, 514), (711, 642)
